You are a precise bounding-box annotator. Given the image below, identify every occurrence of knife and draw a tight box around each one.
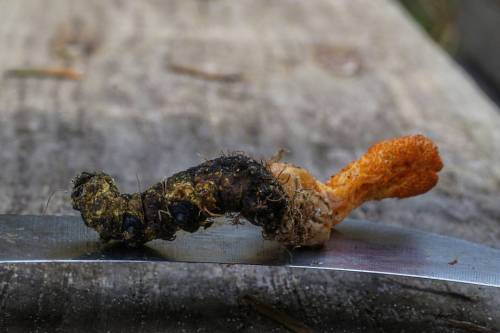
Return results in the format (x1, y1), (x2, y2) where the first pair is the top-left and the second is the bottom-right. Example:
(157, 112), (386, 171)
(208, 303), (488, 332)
(0, 214), (499, 287)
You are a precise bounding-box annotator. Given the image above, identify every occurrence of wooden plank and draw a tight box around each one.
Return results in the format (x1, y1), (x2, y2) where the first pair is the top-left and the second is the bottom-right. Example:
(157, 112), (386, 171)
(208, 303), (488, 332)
(0, 0), (499, 332)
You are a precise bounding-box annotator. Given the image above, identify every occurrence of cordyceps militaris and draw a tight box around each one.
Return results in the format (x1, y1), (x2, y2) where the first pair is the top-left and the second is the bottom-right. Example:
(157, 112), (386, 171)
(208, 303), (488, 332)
(71, 135), (443, 247)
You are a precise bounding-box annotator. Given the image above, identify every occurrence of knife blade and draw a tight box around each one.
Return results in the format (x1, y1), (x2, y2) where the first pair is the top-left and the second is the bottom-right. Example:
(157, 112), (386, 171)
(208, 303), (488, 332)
(0, 214), (499, 287)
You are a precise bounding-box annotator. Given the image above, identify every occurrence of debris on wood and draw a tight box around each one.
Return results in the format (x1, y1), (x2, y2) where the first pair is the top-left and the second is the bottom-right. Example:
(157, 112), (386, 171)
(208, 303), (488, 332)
(313, 44), (362, 77)
(441, 318), (499, 333)
(169, 63), (244, 83)
(242, 295), (313, 333)
(51, 20), (100, 62)
(5, 67), (82, 80)
(384, 277), (476, 303)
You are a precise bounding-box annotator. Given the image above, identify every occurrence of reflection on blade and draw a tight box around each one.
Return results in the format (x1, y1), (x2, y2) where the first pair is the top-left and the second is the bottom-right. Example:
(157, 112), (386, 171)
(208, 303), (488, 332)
(0, 214), (499, 287)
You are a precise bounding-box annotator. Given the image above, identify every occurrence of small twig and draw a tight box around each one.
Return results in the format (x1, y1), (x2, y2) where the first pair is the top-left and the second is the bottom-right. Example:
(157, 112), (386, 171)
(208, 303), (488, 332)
(135, 173), (142, 193)
(169, 63), (244, 83)
(384, 277), (476, 303)
(51, 20), (100, 63)
(269, 148), (290, 164)
(42, 189), (67, 215)
(441, 319), (499, 333)
(242, 295), (314, 333)
(5, 67), (82, 80)
(283, 246), (294, 263)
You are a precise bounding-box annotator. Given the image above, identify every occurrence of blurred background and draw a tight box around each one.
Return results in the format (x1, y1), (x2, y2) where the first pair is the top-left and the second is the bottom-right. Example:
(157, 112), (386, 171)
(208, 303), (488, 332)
(400, 0), (500, 104)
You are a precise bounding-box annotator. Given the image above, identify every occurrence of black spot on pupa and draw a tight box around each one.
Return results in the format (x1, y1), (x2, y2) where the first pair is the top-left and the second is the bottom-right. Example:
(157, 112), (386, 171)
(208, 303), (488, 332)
(168, 200), (202, 233)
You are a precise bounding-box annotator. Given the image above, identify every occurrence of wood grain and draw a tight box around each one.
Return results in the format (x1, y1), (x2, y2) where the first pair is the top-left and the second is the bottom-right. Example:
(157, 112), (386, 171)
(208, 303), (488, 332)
(0, 0), (499, 332)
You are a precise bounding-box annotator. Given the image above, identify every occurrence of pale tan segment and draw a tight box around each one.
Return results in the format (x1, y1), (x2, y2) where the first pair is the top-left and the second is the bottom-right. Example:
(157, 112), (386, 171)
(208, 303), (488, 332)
(269, 162), (337, 246)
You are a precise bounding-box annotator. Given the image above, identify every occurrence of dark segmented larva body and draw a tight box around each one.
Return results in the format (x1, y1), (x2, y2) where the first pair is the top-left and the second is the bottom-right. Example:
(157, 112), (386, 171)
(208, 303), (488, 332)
(71, 155), (288, 247)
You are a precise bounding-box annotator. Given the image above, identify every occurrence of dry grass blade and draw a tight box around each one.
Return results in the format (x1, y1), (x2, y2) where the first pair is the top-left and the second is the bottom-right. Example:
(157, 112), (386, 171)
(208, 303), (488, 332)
(5, 67), (82, 80)
(242, 295), (314, 333)
(442, 319), (499, 333)
(169, 63), (243, 83)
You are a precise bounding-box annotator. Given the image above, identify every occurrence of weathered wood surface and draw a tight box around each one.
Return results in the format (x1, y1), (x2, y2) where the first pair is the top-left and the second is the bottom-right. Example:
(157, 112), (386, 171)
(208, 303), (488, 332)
(0, 0), (499, 332)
